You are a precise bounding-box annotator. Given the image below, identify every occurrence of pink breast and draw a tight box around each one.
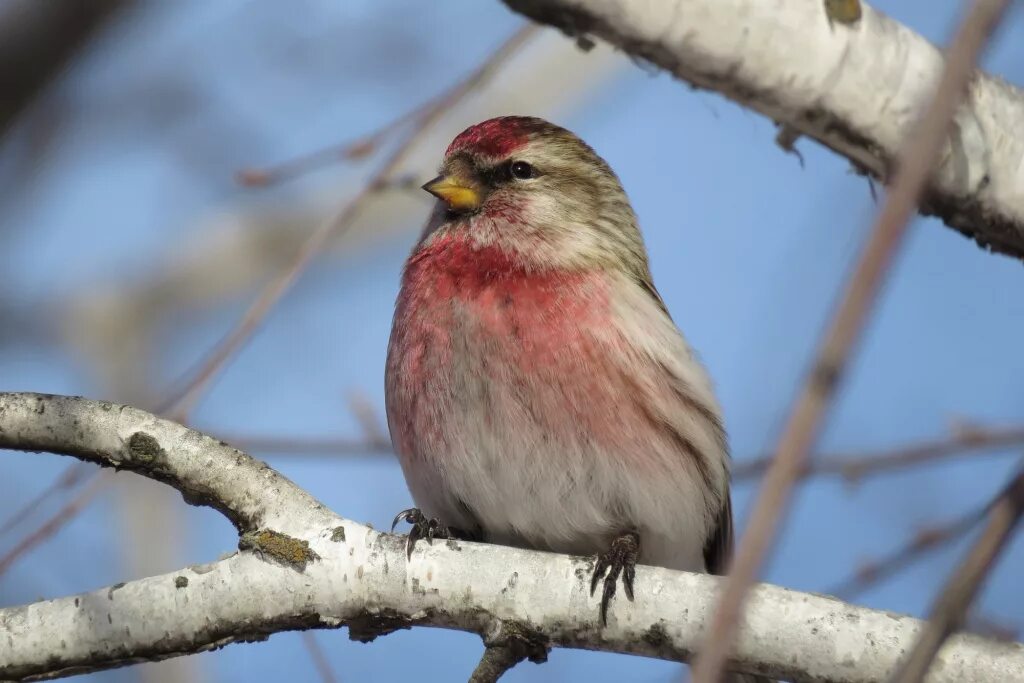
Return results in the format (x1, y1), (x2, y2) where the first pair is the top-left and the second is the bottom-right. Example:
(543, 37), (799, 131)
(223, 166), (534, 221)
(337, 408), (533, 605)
(388, 235), (650, 458)
(397, 235), (611, 368)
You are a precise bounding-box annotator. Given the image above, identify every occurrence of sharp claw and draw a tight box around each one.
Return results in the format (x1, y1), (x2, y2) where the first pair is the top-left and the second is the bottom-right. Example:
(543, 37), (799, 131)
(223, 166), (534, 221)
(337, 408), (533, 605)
(623, 564), (636, 601)
(590, 556), (608, 596)
(590, 531), (641, 625)
(391, 508), (460, 559)
(406, 529), (414, 559)
(600, 572), (618, 626)
(391, 509), (410, 532)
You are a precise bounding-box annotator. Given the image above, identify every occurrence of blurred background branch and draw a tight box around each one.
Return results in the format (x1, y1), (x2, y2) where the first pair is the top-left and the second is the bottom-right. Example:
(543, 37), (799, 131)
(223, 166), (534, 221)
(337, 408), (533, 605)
(692, 0), (1014, 676)
(0, 0), (134, 139)
(158, 24), (542, 423)
(891, 463), (1024, 682)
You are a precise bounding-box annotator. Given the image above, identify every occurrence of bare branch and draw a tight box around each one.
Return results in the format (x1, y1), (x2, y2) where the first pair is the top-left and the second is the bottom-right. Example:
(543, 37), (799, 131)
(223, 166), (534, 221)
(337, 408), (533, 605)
(688, 1), (1012, 678)
(209, 421), (1024, 485)
(2, 392), (1022, 682)
(218, 433), (393, 456)
(236, 104), (419, 188)
(158, 24), (540, 422)
(0, 462), (90, 537)
(346, 390), (391, 448)
(301, 632), (339, 683)
(966, 613), (1020, 643)
(830, 505), (985, 600)
(890, 465), (1024, 682)
(0, 472), (106, 578)
(503, 0), (1024, 261)
(7, 414), (1011, 576)
(0, 0), (133, 138)
(733, 423), (1024, 482)
(0, 392), (326, 535)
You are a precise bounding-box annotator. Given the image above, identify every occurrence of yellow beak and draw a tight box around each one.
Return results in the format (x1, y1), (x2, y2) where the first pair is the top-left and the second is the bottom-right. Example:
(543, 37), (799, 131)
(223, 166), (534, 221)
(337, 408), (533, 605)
(422, 174), (481, 212)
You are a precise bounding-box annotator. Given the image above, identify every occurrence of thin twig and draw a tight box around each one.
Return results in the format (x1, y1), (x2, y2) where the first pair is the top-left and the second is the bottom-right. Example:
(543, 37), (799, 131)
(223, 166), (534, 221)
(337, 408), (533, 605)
(157, 24), (538, 423)
(733, 423), (1024, 482)
(0, 472), (107, 578)
(690, 2), (1012, 680)
(220, 420), (1024, 476)
(218, 433), (392, 456)
(301, 632), (339, 683)
(889, 463), (1024, 683)
(965, 612), (1019, 643)
(0, 462), (90, 538)
(237, 94), (443, 187)
(346, 390), (389, 447)
(830, 504), (986, 600)
(4, 414), (1012, 562)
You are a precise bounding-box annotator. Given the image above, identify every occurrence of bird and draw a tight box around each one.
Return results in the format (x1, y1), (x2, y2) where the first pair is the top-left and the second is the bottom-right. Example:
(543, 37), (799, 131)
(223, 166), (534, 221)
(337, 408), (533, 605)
(386, 116), (767, 682)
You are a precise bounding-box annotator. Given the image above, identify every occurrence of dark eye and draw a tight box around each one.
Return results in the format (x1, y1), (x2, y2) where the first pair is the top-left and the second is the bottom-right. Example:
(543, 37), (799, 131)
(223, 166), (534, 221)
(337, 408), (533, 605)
(510, 160), (534, 180)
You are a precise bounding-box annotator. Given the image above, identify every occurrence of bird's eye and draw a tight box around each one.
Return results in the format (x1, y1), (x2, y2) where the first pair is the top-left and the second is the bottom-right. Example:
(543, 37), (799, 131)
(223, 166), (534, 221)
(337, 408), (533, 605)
(510, 160), (534, 180)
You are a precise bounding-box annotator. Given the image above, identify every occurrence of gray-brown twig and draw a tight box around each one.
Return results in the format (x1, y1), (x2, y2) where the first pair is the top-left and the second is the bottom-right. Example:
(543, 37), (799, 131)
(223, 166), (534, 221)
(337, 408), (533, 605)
(221, 433), (393, 456)
(888, 464), (1024, 683)
(6, 413), (1011, 559)
(301, 632), (339, 683)
(829, 504), (985, 600)
(158, 24), (538, 423)
(733, 423), (1024, 482)
(212, 419), (1024, 482)
(691, 1), (1014, 680)
(0, 462), (90, 538)
(0, 472), (107, 578)
(236, 95), (439, 188)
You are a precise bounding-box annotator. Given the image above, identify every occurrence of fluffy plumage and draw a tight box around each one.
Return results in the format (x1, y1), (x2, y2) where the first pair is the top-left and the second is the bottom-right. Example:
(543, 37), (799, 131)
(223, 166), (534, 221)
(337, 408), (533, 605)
(386, 116), (763, 680)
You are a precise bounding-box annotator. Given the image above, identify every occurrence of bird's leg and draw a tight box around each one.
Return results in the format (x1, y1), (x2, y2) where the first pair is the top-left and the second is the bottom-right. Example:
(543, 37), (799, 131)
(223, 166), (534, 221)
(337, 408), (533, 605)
(590, 530), (641, 626)
(391, 508), (473, 559)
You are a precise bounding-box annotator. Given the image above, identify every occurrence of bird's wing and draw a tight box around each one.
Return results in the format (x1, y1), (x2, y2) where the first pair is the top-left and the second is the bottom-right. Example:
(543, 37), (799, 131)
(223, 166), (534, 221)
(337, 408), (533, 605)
(624, 272), (735, 575)
(703, 491), (734, 575)
(636, 274), (672, 319)
(615, 281), (770, 680)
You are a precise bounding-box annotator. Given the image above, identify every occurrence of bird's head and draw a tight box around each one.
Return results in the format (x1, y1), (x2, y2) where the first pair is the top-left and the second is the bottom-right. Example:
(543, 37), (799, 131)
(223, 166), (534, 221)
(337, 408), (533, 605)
(420, 116), (650, 275)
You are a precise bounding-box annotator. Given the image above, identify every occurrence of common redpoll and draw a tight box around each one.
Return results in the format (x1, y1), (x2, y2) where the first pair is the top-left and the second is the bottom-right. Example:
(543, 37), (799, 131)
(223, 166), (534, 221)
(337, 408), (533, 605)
(387, 116), (765, 682)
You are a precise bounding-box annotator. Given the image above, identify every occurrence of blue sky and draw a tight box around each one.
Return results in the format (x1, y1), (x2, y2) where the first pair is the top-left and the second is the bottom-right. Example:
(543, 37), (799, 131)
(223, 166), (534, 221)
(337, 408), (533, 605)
(2, 1), (1023, 681)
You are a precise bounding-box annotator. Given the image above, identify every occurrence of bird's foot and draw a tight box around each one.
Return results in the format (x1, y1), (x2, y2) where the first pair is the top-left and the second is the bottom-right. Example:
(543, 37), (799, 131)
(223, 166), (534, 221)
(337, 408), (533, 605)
(391, 508), (465, 559)
(590, 531), (641, 626)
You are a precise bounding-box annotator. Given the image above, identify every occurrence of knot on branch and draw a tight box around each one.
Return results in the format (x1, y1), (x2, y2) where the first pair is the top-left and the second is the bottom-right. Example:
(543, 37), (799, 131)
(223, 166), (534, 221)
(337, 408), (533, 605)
(469, 620), (550, 682)
(125, 431), (167, 468)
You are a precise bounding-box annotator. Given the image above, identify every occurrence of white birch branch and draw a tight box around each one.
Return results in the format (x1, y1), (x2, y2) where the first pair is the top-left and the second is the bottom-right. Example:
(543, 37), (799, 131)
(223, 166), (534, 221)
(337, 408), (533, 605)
(502, 0), (1024, 261)
(1, 393), (1022, 682)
